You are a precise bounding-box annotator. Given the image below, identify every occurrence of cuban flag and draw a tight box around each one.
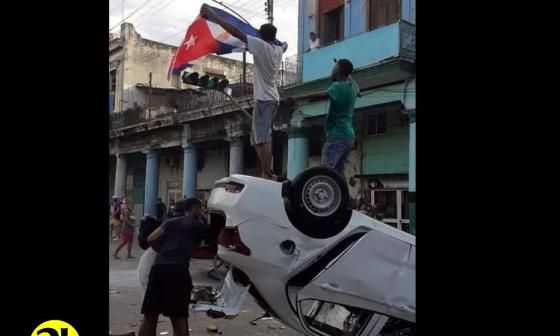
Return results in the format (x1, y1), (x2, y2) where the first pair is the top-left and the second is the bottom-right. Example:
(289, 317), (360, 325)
(168, 5), (281, 79)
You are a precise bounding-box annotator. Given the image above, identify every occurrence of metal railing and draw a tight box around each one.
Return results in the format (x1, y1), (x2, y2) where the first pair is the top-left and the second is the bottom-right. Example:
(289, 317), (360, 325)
(110, 79), (257, 130)
(275, 21), (416, 89)
(280, 54), (303, 88)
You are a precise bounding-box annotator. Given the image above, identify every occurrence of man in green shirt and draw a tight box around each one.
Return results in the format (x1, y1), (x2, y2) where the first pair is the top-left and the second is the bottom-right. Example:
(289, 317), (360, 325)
(289, 59), (358, 175)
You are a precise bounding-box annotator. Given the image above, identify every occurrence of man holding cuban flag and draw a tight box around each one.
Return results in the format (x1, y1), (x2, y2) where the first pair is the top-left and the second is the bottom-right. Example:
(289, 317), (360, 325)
(170, 3), (287, 180)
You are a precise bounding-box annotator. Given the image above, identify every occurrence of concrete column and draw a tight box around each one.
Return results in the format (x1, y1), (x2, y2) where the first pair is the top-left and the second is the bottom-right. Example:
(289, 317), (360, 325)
(143, 150), (159, 216)
(287, 126), (309, 180)
(182, 144), (197, 198)
(114, 154), (127, 198)
(114, 61), (124, 112)
(408, 111), (416, 235)
(229, 137), (244, 175)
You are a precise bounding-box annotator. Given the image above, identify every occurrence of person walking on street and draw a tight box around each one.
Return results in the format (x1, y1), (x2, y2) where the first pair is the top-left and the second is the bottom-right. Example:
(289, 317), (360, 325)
(113, 199), (136, 259)
(110, 196), (123, 240)
(200, 4), (288, 180)
(138, 198), (211, 336)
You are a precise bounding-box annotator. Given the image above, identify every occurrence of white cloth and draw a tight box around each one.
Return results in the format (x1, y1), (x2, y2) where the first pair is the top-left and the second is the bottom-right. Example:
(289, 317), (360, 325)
(309, 38), (320, 50)
(137, 247), (157, 294)
(247, 35), (283, 102)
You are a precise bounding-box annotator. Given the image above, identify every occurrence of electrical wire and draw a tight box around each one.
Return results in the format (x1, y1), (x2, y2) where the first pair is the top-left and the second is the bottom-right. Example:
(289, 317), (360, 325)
(109, 0), (156, 31)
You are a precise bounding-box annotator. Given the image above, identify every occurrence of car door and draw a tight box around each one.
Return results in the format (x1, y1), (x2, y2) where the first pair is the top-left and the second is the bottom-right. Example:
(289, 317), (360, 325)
(295, 227), (415, 335)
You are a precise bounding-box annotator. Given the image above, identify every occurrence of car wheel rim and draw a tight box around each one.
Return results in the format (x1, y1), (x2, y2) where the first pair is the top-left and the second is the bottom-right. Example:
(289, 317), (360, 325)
(301, 175), (341, 217)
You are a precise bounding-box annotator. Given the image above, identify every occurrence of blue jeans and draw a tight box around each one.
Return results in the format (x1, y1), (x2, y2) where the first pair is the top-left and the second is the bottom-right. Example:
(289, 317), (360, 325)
(321, 138), (354, 175)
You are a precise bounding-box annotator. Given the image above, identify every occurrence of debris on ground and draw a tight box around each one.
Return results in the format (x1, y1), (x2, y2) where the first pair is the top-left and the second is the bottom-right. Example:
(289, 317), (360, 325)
(109, 290), (121, 294)
(207, 325), (219, 333)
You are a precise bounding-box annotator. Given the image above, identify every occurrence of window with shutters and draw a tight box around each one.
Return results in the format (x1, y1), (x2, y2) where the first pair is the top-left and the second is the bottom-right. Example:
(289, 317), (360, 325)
(369, 0), (401, 31)
(366, 112), (387, 136)
(317, 0), (345, 45)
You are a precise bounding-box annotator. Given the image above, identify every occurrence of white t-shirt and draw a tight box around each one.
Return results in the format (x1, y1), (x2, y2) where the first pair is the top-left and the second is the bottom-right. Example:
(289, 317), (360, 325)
(247, 35), (284, 102)
(309, 38), (320, 50)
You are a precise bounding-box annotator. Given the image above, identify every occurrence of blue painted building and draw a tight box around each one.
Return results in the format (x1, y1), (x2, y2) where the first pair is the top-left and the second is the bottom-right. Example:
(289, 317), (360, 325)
(285, 0), (416, 232)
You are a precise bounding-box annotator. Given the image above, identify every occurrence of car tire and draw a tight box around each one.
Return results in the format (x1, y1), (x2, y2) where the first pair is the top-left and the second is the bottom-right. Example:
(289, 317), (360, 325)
(288, 166), (352, 239)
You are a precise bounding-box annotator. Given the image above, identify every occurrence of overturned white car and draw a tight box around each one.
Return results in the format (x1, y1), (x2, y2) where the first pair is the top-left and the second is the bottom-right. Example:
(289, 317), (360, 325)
(192, 166), (415, 336)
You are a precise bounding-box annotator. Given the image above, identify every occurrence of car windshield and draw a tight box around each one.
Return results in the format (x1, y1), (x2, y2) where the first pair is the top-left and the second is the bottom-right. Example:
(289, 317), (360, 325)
(300, 299), (371, 335)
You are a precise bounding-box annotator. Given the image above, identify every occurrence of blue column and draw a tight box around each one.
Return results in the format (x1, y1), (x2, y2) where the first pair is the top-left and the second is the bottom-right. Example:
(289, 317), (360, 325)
(408, 112), (416, 235)
(183, 145), (197, 198)
(144, 150), (159, 217)
(287, 127), (309, 180)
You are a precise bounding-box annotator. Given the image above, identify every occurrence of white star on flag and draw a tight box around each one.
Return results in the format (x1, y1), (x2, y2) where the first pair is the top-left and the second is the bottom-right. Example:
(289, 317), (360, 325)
(184, 35), (197, 49)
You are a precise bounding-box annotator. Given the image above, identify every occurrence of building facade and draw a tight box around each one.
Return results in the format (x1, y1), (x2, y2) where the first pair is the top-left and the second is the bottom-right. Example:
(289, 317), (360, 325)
(109, 23), (290, 219)
(284, 0), (416, 233)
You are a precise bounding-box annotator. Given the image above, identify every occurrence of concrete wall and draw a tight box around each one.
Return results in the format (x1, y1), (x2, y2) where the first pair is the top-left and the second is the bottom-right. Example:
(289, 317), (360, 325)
(109, 158), (116, 201)
(301, 81), (409, 118)
(120, 24), (176, 111)
(198, 146), (228, 190)
(155, 145), (228, 203)
(124, 154), (146, 220)
(157, 152), (183, 204)
(362, 109), (409, 175)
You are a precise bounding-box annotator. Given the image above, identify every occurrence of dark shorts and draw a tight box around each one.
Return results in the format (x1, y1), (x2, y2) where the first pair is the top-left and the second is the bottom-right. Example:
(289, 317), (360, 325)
(321, 138), (355, 174)
(141, 264), (193, 318)
(250, 100), (279, 145)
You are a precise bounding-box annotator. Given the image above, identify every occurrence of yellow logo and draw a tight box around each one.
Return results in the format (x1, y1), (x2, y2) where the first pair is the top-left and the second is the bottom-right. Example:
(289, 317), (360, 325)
(31, 320), (79, 336)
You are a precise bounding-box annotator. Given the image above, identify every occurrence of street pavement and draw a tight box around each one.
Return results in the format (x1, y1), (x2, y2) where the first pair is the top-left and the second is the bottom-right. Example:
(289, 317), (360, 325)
(109, 238), (301, 336)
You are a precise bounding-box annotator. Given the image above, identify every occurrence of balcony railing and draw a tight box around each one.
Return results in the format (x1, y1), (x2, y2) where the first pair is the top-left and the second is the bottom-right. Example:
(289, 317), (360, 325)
(280, 54), (303, 88)
(276, 22), (416, 87)
(110, 56), (310, 131)
(110, 78), (258, 130)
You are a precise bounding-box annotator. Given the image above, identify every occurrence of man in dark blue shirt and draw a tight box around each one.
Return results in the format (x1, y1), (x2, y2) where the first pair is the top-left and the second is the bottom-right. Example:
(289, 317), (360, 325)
(138, 198), (210, 336)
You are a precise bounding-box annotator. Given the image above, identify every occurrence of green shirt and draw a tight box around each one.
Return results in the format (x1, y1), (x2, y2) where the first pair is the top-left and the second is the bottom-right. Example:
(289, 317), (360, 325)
(325, 81), (358, 139)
